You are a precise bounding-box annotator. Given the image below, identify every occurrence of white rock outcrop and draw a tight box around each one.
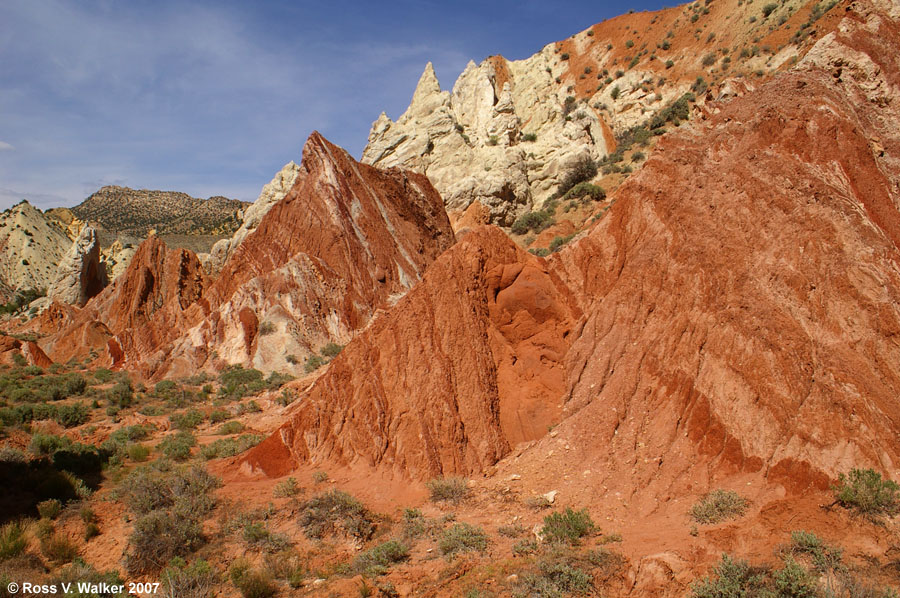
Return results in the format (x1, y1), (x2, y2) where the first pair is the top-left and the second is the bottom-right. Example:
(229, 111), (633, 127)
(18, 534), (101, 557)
(207, 161), (301, 275)
(362, 57), (612, 224)
(47, 226), (108, 306)
(0, 201), (71, 299)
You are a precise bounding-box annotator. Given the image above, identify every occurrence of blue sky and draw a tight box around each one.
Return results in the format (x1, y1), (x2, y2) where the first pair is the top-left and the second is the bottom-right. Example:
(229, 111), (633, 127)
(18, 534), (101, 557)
(0, 0), (670, 210)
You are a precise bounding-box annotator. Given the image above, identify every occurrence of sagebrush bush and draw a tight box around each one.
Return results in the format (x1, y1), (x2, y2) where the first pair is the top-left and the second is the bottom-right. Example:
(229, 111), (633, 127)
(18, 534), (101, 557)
(426, 477), (469, 504)
(37, 498), (62, 520)
(541, 508), (596, 545)
(158, 430), (196, 461)
(690, 489), (748, 524)
(126, 510), (203, 574)
(41, 533), (79, 565)
(833, 468), (900, 520)
(161, 557), (216, 598)
(299, 490), (375, 541)
(0, 521), (26, 560)
(354, 540), (409, 575)
(439, 523), (488, 559)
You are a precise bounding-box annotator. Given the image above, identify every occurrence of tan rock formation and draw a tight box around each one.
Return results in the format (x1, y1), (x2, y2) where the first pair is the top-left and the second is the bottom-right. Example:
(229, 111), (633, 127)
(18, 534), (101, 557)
(47, 226), (108, 306)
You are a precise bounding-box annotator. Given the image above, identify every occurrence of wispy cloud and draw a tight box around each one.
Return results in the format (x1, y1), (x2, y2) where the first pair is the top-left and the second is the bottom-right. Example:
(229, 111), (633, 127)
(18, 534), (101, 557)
(0, 0), (664, 211)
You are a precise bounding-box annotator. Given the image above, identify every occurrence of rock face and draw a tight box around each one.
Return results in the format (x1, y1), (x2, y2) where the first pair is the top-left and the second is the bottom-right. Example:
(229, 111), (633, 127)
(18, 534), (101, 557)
(245, 227), (581, 478)
(47, 226), (108, 306)
(38, 132), (456, 377)
(363, 60), (611, 225)
(0, 201), (71, 301)
(248, 0), (900, 490)
(207, 161), (302, 275)
(362, 0), (845, 225)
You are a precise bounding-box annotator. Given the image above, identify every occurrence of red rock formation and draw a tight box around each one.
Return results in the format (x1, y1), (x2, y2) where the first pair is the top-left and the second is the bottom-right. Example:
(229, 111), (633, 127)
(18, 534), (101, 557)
(244, 227), (581, 478)
(38, 132), (455, 378)
(39, 236), (208, 373)
(246, 0), (900, 491)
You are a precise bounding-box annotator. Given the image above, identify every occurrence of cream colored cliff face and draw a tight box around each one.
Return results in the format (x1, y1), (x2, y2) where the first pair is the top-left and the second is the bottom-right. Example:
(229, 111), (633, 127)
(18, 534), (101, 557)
(362, 57), (611, 225)
(0, 201), (71, 296)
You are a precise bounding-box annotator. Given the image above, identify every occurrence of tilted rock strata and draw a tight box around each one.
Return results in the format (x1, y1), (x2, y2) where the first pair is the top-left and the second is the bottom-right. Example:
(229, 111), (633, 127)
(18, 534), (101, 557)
(244, 227), (581, 478)
(207, 161), (302, 275)
(47, 226), (108, 307)
(0, 201), (71, 300)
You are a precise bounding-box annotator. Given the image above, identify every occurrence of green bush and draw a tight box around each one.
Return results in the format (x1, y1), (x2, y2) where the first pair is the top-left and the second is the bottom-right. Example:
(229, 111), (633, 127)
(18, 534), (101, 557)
(541, 508), (595, 545)
(426, 477), (469, 504)
(439, 523), (488, 559)
(788, 530), (842, 572)
(127, 510), (203, 574)
(37, 498), (62, 519)
(158, 430), (196, 461)
(127, 444), (151, 462)
(170, 409), (204, 430)
(160, 557), (216, 598)
(320, 343), (343, 358)
(41, 533), (79, 565)
(563, 182), (605, 202)
(200, 434), (263, 460)
(522, 133), (537, 142)
(762, 2), (778, 17)
(273, 477), (299, 498)
(691, 555), (768, 598)
(0, 521), (26, 560)
(217, 420), (244, 435)
(702, 52), (718, 66)
(549, 235), (575, 253)
(354, 539), (410, 575)
(557, 156), (598, 197)
(611, 85), (620, 100)
(833, 468), (900, 520)
(690, 489), (748, 524)
(231, 564), (277, 598)
(511, 210), (555, 235)
(299, 490), (375, 541)
(304, 355), (325, 374)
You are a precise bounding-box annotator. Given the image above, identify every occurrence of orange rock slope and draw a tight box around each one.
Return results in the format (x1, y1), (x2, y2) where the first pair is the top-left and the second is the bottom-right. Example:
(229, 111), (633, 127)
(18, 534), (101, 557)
(247, 0), (900, 500)
(37, 132), (455, 377)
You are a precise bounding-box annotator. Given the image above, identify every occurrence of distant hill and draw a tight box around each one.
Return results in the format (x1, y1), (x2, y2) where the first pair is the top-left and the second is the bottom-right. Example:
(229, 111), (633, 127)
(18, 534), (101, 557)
(71, 186), (249, 237)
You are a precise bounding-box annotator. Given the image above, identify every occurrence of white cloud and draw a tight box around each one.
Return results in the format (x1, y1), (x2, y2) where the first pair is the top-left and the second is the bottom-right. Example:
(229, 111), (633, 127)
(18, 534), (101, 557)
(0, 142), (14, 151)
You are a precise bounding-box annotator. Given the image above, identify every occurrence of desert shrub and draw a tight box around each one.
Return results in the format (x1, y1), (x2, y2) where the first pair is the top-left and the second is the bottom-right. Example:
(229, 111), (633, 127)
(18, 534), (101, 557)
(37, 498), (62, 519)
(320, 343), (343, 358)
(511, 210), (555, 235)
(833, 468), (900, 520)
(549, 234), (575, 253)
(426, 477), (469, 504)
(513, 538), (538, 556)
(126, 509), (204, 574)
(217, 420), (244, 435)
(218, 365), (266, 399)
(690, 554), (768, 598)
(563, 182), (605, 202)
(161, 557), (216, 598)
(401, 508), (426, 540)
(557, 156), (598, 197)
(0, 522), (26, 560)
(84, 522), (100, 540)
(702, 52), (718, 66)
(522, 133), (537, 142)
(541, 507), (595, 545)
(41, 533), (79, 565)
(518, 555), (593, 596)
(263, 550), (305, 587)
(208, 409), (230, 423)
(611, 86), (620, 100)
(242, 523), (291, 553)
(230, 563), (277, 598)
(354, 539), (410, 575)
(29, 432), (71, 456)
(107, 380), (134, 408)
(762, 2), (778, 17)
(258, 321), (276, 336)
(127, 444), (150, 462)
(170, 409), (204, 430)
(273, 477), (299, 498)
(299, 490), (375, 541)
(439, 523), (489, 559)
(53, 402), (89, 427)
(158, 430), (196, 461)
(773, 557), (820, 598)
(200, 434), (263, 460)
(788, 530), (843, 572)
(690, 489), (748, 524)
(304, 355), (325, 374)
(50, 557), (125, 596)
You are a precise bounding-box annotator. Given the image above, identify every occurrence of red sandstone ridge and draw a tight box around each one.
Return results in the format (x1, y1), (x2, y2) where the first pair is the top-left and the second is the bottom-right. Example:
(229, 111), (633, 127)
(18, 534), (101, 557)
(39, 236), (208, 370)
(37, 132), (455, 377)
(245, 0), (900, 497)
(243, 226), (581, 478)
